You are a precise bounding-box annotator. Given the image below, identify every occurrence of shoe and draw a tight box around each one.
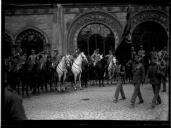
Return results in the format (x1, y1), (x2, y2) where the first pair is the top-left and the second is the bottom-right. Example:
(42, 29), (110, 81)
(138, 100), (144, 104)
(156, 101), (162, 105)
(150, 105), (155, 109)
(120, 97), (126, 100)
(113, 99), (118, 103)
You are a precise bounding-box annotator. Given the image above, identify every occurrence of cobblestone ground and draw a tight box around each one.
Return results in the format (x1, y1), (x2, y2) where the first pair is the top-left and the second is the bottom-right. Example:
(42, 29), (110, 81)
(23, 81), (169, 120)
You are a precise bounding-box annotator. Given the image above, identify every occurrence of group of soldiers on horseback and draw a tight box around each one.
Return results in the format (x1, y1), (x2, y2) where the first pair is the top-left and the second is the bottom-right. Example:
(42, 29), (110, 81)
(4, 44), (169, 102)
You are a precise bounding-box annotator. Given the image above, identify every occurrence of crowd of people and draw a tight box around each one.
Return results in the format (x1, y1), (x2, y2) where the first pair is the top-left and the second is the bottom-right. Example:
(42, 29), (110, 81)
(113, 45), (169, 109)
(3, 44), (169, 120)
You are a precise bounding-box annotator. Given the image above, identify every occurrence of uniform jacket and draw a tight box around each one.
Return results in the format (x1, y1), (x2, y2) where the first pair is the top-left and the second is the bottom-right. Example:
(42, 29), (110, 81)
(132, 62), (145, 84)
(146, 63), (164, 85)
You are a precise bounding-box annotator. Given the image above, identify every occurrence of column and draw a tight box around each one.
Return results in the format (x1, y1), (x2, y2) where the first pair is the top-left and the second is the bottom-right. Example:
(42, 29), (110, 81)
(57, 4), (66, 55)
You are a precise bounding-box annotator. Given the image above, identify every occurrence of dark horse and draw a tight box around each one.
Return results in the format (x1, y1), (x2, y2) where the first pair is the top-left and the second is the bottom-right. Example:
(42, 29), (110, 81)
(94, 56), (108, 87)
(81, 58), (89, 88)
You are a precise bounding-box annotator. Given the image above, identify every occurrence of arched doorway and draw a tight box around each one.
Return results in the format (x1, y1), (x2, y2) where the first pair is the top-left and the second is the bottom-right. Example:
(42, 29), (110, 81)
(15, 29), (46, 56)
(116, 21), (168, 64)
(67, 11), (122, 54)
(132, 21), (168, 53)
(3, 33), (13, 58)
(77, 23), (115, 56)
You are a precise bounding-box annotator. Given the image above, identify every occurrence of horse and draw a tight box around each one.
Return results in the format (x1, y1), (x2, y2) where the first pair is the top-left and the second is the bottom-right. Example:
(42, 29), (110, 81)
(86, 55), (95, 86)
(94, 55), (107, 87)
(51, 55), (61, 90)
(56, 54), (72, 92)
(125, 59), (133, 83)
(107, 56), (117, 85)
(81, 57), (89, 88)
(71, 52), (88, 90)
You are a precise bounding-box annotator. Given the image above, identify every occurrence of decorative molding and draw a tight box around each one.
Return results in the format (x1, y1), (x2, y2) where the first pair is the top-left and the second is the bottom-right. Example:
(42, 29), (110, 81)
(5, 8), (54, 15)
(130, 10), (169, 35)
(14, 26), (49, 45)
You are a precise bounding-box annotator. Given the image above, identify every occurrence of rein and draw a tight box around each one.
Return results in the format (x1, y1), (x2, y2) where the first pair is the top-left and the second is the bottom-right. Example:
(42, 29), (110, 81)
(72, 54), (84, 73)
(57, 56), (67, 73)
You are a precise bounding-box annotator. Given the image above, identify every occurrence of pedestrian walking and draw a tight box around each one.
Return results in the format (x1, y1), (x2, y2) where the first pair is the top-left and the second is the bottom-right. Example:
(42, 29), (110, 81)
(113, 64), (126, 103)
(130, 55), (145, 108)
(146, 57), (164, 109)
(160, 60), (167, 92)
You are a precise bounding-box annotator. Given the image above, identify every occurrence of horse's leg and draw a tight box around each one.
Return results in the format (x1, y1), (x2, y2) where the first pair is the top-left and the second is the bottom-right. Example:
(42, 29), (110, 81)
(62, 72), (67, 91)
(55, 72), (58, 91)
(74, 74), (77, 90)
(45, 72), (48, 92)
(79, 73), (82, 90)
(58, 74), (61, 92)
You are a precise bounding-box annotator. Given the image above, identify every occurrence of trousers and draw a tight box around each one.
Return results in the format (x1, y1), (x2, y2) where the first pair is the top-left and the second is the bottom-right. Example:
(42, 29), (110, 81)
(114, 83), (125, 100)
(131, 83), (143, 104)
(151, 84), (161, 107)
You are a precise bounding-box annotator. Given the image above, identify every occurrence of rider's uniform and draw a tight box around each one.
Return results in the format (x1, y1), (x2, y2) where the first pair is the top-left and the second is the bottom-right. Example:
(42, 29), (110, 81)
(52, 53), (60, 68)
(138, 49), (145, 58)
(91, 52), (101, 66)
(106, 54), (114, 65)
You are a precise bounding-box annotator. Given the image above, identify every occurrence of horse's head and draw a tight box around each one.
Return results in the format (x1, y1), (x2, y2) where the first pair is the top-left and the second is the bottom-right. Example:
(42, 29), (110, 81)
(65, 54), (72, 68)
(80, 52), (88, 63)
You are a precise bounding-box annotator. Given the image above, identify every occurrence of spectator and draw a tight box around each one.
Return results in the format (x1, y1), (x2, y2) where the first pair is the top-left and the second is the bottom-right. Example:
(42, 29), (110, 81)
(3, 83), (27, 120)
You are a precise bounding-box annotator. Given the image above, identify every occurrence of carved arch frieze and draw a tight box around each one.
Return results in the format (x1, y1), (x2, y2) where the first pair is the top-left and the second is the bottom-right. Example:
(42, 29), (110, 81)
(67, 11), (123, 53)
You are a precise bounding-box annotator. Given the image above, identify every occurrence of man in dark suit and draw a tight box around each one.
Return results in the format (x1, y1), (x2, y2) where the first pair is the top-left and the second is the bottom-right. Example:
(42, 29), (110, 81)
(130, 55), (145, 108)
(3, 84), (27, 120)
(146, 57), (164, 109)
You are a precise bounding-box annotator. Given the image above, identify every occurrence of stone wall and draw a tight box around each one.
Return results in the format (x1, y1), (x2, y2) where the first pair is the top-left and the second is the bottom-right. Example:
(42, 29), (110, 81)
(4, 4), (169, 55)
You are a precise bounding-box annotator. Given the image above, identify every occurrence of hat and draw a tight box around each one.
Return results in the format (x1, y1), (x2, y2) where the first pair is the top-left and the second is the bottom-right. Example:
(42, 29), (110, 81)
(31, 49), (35, 52)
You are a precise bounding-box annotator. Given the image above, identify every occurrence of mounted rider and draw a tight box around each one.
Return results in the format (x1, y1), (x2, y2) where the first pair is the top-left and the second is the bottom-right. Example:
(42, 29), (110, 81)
(106, 50), (115, 65)
(73, 48), (81, 59)
(28, 49), (36, 65)
(138, 45), (145, 58)
(131, 46), (136, 61)
(52, 49), (61, 68)
(150, 47), (158, 63)
(91, 49), (101, 66)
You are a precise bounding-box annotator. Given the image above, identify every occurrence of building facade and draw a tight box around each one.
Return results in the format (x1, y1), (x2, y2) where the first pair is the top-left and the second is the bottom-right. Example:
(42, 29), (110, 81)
(4, 3), (169, 61)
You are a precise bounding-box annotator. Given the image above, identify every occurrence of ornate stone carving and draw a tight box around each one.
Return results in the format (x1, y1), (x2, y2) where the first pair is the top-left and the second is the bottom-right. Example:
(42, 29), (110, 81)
(131, 10), (168, 34)
(67, 11), (122, 53)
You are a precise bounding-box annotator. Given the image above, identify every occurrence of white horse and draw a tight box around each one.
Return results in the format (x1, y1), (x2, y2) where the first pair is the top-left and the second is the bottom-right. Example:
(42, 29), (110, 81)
(71, 52), (88, 90)
(56, 55), (71, 92)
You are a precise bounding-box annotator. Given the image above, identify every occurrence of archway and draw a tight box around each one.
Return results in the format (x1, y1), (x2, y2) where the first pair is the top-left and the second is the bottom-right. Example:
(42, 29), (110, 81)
(3, 33), (13, 58)
(15, 29), (46, 56)
(132, 21), (168, 52)
(67, 11), (122, 54)
(77, 23), (115, 56)
(116, 21), (168, 64)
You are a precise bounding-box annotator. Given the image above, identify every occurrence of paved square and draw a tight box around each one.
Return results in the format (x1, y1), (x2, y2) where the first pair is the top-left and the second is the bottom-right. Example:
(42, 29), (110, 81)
(23, 82), (169, 120)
